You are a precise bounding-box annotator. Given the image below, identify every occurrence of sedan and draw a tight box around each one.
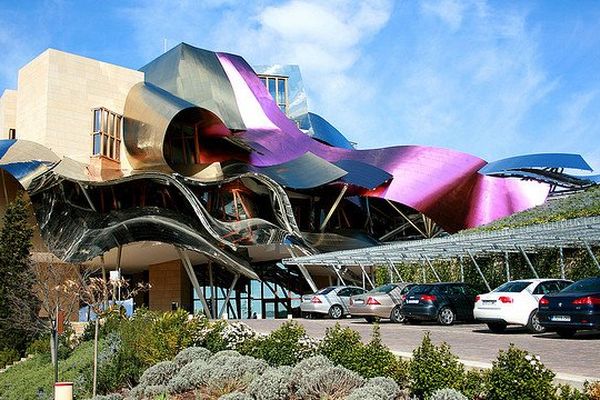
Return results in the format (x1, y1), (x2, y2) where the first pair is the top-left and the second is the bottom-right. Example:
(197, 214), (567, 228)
(401, 282), (479, 325)
(349, 282), (415, 323)
(538, 276), (600, 338)
(474, 279), (572, 333)
(300, 286), (367, 319)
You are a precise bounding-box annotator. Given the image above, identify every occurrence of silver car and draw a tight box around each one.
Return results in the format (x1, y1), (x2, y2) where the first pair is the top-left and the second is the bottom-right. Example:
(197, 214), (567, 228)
(349, 282), (416, 323)
(300, 286), (367, 319)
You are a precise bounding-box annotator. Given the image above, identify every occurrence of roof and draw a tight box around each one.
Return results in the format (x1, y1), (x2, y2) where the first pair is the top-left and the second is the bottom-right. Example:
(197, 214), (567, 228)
(283, 216), (600, 266)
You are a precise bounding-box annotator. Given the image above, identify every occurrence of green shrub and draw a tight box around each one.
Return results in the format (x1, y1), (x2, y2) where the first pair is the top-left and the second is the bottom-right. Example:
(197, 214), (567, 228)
(0, 348), (19, 369)
(487, 345), (555, 400)
(27, 337), (50, 356)
(409, 333), (465, 399)
(365, 376), (400, 398)
(459, 369), (488, 400)
(430, 388), (468, 400)
(136, 309), (201, 366)
(138, 361), (178, 387)
(173, 346), (211, 367)
(289, 355), (333, 388)
(253, 321), (317, 366)
(167, 359), (208, 394)
(319, 323), (408, 384)
(218, 393), (253, 400)
(557, 384), (589, 400)
(346, 386), (389, 400)
(247, 366), (292, 400)
(586, 381), (600, 400)
(296, 365), (364, 400)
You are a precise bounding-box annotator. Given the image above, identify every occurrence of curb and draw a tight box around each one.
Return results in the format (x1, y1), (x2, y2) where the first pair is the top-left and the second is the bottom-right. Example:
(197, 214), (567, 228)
(392, 351), (596, 390)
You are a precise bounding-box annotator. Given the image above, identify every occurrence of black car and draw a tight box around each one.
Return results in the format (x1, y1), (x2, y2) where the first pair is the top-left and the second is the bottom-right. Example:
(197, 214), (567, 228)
(401, 282), (479, 325)
(538, 277), (600, 338)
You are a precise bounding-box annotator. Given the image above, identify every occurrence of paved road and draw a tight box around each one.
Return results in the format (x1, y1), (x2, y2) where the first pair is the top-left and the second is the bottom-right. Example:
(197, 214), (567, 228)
(242, 318), (600, 380)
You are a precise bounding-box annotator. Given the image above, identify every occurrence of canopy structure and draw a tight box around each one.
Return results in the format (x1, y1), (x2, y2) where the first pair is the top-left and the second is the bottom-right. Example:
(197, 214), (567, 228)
(283, 216), (600, 291)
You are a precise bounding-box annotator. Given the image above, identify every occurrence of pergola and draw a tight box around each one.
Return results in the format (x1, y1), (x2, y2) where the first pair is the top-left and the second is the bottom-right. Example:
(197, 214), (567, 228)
(283, 216), (600, 291)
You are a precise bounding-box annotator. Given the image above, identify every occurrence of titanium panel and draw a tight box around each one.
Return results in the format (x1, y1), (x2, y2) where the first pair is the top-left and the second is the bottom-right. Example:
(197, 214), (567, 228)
(333, 159), (392, 190)
(141, 43), (245, 130)
(306, 112), (354, 149)
(479, 153), (592, 175)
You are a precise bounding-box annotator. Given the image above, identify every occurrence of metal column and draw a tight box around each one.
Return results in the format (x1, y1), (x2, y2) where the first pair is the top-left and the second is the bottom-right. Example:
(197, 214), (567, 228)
(208, 261), (216, 318)
(218, 273), (239, 319)
(320, 185), (348, 231)
(518, 246), (540, 279)
(297, 263), (318, 293)
(177, 248), (211, 318)
(559, 247), (566, 279)
(504, 252), (510, 282)
(425, 256), (441, 282)
(359, 263), (375, 289)
(467, 250), (491, 292)
(583, 241), (600, 271)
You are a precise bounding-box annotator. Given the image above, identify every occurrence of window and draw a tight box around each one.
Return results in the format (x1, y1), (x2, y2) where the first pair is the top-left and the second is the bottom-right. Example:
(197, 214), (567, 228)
(8, 128), (16, 140)
(257, 74), (289, 115)
(92, 107), (122, 161)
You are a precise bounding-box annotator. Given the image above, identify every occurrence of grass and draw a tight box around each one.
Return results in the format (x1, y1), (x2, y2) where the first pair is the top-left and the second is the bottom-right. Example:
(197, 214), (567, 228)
(0, 340), (97, 400)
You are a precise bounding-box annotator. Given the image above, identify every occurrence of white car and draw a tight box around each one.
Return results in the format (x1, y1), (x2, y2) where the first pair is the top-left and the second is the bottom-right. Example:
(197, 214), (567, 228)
(300, 286), (367, 319)
(474, 279), (572, 333)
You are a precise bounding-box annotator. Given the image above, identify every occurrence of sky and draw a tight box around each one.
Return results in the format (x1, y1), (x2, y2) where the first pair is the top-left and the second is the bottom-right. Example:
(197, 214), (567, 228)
(1, 0), (599, 170)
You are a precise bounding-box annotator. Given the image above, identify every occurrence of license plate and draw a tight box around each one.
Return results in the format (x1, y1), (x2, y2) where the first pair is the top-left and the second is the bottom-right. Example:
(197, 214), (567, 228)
(354, 299), (364, 304)
(406, 299), (419, 304)
(550, 315), (571, 322)
(483, 300), (495, 305)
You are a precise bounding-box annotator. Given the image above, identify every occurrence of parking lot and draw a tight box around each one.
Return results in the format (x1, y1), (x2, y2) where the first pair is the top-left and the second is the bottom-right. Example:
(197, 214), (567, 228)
(242, 318), (600, 382)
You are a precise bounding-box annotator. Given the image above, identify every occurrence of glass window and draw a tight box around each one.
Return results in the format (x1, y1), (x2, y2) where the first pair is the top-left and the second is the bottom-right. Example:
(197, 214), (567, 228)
(268, 78), (276, 100)
(409, 285), (434, 295)
(337, 288), (352, 297)
(316, 287), (335, 295)
(493, 281), (531, 293)
(277, 79), (285, 103)
(561, 277), (600, 293)
(93, 109), (101, 132)
(369, 284), (397, 294)
(8, 129), (16, 140)
(92, 134), (101, 155)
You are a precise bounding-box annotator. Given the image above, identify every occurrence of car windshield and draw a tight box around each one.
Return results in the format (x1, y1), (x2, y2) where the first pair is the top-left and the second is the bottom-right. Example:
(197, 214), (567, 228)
(561, 278), (600, 293)
(493, 281), (530, 293)
(368, 284), (397, 294)
(315, 287), (335, 295)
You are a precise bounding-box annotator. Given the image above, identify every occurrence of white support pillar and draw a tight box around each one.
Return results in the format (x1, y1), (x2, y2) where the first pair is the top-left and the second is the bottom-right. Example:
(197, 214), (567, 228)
(504, 252), (510, 282)
(320, 185), (348, 231)
(583, 241), (600, 271)
(177, 248), (211, 318)
(425, 256), (441, 282)
(208, 261), (216, 319)
(458, 256), (465, 282)
(467, 250), (491, 292)
(359, 263), (375, 289)
(218, 273), (239, 318)
(297, 263), (318, 293)
(559, 247), (566, 279)
(518, 246), (540, 279)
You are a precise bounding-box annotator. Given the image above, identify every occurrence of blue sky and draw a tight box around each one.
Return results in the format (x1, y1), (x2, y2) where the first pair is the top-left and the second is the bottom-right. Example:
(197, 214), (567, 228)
(1, 0), (599, 170)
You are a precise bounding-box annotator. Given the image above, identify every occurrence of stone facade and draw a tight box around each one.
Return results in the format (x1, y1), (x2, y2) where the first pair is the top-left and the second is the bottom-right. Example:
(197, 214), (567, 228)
(14, 49), (143, 169)
(0, 89), (17, 139)
(148, 259), (193, 312)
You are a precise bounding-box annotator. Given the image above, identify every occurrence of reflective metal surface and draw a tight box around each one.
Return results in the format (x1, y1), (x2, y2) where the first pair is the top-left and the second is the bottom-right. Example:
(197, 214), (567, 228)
(479, 153), (593, 174)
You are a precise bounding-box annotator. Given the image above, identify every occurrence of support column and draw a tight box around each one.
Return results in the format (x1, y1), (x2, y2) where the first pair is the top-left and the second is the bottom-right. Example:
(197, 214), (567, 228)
(518, 246), (540, 279)
(458, 256), (465, 283)
(425, 256), (441, 282)
(583, 241), (600, 271)
(218, 273), (239, 318)
(359, 263), (375, 289)
(504, 252), (510, 282)
(559, 247), (566, 279)
(467, 250), (491, 292)
(177, 248), (210, 318)
(320, 185), (348, 231)
(208, 261), (216, 319)
(297, 263), (318, 293)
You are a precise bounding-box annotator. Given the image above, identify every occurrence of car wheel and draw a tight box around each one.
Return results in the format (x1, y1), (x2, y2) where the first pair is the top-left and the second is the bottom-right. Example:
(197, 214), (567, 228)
(329, 305), (344, 319)
(390, 306), (405, 323)
(438, 306), (455, 325)
(556, 328), (577, 339)
(487, 322), (507, 333)
(526, 310), (545, 334)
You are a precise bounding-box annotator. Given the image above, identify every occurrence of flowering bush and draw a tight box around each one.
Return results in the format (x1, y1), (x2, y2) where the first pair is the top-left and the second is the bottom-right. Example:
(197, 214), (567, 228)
(296, 365), (365, 400)
(252, 321), (319, 366)
(430, 388), (468, 400)
(487, 344), (555, 400)
(173, 346), (211, 367)
(247, 366), (292, 400)
(221, 322), (262, 351)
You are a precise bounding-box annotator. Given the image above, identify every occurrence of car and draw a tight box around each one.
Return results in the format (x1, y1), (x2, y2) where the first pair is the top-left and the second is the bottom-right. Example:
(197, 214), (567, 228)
(538, 276), (600, 338)
(349, 282), (416, 323)
(300, 286), (367, 319)
(401, 282), (479, 325)
(473, 279), (572, 333)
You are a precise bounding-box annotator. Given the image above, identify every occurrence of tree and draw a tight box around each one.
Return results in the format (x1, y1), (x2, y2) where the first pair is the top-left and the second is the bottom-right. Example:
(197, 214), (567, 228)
(71, 275), (148, 397)
(0, 193), (39, 354)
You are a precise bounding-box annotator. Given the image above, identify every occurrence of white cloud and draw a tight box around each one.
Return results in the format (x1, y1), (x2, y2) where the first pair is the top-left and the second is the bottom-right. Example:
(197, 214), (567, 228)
(421, 0), (467, 31)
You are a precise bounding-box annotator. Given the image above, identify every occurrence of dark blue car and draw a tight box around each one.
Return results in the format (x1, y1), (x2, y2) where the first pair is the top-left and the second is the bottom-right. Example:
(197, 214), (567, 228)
(538, 277), (600, 338)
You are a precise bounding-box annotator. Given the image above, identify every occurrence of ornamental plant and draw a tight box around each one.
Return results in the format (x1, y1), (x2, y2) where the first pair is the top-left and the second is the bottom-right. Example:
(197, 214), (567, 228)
(409, 332), (465, 399)
(487, 344), (555, 400)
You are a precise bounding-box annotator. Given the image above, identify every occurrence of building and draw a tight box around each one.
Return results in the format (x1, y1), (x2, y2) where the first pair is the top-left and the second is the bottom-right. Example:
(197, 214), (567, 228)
(0, 43), (596, 319)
